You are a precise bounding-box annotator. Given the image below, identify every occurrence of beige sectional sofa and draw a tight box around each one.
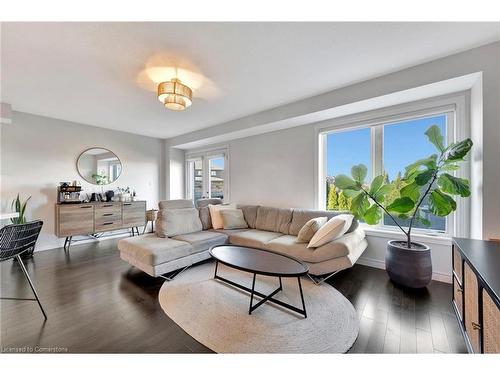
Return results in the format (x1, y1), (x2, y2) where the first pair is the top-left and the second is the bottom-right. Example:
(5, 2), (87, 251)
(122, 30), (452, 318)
(118, 199), (367, 281)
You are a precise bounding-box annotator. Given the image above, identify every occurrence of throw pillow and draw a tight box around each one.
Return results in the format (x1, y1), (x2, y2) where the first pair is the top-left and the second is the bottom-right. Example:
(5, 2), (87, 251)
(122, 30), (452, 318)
(221, 209), (249, 230)
(307, 214), (354, 248)
(155, 208), (203, 238)
(208, 204), (236, 229)
(198, 206), (213, 230)
(296, 217), (327, 243)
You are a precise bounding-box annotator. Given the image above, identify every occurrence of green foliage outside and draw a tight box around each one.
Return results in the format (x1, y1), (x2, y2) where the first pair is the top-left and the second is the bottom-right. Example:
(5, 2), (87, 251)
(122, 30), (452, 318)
(327, 184), (352, 211)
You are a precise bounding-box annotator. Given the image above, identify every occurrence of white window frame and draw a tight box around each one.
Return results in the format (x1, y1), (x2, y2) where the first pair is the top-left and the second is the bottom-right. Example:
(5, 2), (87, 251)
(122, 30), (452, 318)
(185, 147), (230, 203)
(315, 93), (470, 238)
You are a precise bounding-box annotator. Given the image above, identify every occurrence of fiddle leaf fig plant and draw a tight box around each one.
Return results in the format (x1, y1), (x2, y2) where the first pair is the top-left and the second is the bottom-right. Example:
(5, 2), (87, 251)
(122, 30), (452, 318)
(334, 125), (472, 249)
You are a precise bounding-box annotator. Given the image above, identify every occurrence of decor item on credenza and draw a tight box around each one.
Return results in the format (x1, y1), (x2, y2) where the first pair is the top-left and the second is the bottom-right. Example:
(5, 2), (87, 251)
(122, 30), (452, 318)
(76, 147), (122, 185)
(90, 193), (103, 202)
(117, 186), (131, 202)
(105, 190), (115, 202)
(58, 182), (82, 204)
(334, 125), (473, 288)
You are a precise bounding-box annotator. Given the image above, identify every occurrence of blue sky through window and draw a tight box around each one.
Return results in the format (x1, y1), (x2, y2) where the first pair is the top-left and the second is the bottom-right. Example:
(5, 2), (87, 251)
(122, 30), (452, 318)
(326, 115), (446, 182)
(383, 115), (446, 181)
(327, 127), (371, 179)
(210, 157), (224, 169)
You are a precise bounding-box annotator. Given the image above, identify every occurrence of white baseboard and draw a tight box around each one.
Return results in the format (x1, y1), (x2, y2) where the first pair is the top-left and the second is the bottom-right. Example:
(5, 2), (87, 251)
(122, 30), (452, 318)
(34, 231), (133, 253)
(357, 256), (452, 284)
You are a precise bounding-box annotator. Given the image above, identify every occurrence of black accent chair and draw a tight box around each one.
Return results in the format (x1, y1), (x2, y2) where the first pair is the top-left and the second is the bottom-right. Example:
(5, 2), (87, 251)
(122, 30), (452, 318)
(0, 220), (47, 319)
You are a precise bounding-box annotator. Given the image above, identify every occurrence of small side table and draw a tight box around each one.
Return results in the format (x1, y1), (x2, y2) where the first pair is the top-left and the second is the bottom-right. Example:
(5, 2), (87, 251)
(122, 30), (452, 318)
(143, 209), (158, 234)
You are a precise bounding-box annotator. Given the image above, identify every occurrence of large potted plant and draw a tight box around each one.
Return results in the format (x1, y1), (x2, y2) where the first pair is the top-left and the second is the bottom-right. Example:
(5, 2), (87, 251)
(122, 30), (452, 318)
(334, 125), (472, 288)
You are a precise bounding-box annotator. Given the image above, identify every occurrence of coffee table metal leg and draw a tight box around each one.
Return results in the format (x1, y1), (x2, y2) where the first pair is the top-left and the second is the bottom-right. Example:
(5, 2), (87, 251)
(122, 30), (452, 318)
(214, 260), (219, 278)
(298, 277), (307, 318)
(279, 276), (282, 290)
(249, 273), (256, 315)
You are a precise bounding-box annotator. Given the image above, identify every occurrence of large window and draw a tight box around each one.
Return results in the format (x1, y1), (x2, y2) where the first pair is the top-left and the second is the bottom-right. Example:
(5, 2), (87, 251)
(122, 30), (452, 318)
(320, 109), (456, 235)
(186, 150), (228, 204)
(326, 128), (371, 211)
(383, 115), (447, 231)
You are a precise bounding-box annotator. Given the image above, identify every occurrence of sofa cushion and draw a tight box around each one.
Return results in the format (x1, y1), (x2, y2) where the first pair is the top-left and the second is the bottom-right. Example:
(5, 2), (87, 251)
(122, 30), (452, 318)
(158, 199), (194, 210)
(221, 209), (248, 229)
(210, 228), (250, 235)
(118, 234), (193, 266)
(172, 231), (228, 254)
(255, 206), (293, 234)
(296, 217), (327, 243)
(196, 198), (223, 208)
(209, 204), (237, 229)
(265, 228), (366, 263)
(229, 229), (284, 248)
(156, 208), (203, 238)
(237, 205), (259, 229)
(308, 214), (354, 248)
(289, 209), (358, 236)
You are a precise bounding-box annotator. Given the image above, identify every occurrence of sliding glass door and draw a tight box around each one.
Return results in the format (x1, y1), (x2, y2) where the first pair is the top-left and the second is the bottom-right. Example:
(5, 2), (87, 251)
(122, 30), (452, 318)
(186, 151), (227, 204)
(209, 156), (225, 199)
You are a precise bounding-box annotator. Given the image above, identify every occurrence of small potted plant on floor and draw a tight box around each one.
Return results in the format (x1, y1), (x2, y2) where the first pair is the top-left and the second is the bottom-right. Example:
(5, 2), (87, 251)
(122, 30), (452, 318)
(11, 194), (36, 259)
(334, 125), (472, 288)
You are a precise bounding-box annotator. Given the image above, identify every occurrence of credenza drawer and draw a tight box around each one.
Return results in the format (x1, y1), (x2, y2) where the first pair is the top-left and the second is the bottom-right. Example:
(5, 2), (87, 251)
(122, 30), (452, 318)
(483, 289), (500, 353)
(57, 204), (94, 236)
(453, 247), (463, 281)
(464, 262), (481, 353)
(123, 201), (146, 226)
(95, 213), (122, 224)
(95, 220), (123, 232)
(95, 203), (122, 215)
(453, 276), (463, 322)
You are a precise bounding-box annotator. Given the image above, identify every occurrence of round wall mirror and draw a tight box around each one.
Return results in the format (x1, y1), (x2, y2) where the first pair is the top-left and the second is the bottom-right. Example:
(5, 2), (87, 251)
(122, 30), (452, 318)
(77, 147), (122, 185)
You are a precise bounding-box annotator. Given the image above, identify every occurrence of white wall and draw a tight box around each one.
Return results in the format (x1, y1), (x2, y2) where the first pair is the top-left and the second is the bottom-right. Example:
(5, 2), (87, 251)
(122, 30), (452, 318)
(229, 126), (315, 208)
(0, 111), (163, 251)
(169, 147), (185, 199)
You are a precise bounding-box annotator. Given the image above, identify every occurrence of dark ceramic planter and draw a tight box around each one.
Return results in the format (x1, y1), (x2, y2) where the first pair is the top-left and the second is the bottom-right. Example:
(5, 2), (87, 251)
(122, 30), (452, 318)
(385, 240), (432, 288)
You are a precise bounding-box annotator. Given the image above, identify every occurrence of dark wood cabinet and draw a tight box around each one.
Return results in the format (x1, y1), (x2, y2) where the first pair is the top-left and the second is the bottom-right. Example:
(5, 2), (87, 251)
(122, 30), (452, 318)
(452, 238), (500, 353)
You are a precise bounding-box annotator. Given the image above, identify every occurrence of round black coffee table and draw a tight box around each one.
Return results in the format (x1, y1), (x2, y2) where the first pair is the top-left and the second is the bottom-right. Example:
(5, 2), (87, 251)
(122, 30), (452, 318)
(209, 245), (309, 318)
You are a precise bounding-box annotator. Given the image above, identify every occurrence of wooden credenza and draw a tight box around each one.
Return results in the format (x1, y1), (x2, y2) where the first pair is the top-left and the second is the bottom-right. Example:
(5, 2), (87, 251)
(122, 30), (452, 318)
(56, 201), (146, 250)
(452, 238), (500, 353)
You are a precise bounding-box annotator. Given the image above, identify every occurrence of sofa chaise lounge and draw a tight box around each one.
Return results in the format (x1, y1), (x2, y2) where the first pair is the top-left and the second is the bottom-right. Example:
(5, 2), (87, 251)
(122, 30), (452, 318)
(118, 199), (368, 283)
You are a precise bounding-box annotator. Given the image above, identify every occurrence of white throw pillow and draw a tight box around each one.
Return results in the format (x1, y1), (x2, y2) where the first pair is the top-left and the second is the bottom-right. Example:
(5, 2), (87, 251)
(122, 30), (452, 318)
(155, 208), (203, 238)
(296, 217), (327, 243)
(221, 209), (249, 229)
(209, 204), (236, 229)
(307, 214), (354, 248)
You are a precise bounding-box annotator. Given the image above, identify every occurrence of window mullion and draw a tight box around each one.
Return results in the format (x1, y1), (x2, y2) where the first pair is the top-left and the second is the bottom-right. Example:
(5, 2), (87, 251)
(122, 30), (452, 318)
(372, 125), (384, 228)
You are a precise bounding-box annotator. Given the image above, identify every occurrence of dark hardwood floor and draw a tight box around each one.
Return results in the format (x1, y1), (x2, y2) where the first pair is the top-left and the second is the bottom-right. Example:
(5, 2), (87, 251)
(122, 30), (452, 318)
(0, 238), (467, 353)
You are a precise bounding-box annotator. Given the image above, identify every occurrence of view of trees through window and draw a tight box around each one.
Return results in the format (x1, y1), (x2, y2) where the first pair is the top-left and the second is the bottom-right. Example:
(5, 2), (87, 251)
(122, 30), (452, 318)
(325, 114), (448, 232)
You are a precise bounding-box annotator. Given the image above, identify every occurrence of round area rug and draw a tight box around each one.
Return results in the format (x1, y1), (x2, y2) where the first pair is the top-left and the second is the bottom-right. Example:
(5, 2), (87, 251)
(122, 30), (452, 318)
(158, 262), (359, 353)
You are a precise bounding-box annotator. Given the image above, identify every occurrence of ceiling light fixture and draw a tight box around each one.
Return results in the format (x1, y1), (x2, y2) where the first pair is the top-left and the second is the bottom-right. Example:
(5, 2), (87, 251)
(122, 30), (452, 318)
(157, 78), (193, 111)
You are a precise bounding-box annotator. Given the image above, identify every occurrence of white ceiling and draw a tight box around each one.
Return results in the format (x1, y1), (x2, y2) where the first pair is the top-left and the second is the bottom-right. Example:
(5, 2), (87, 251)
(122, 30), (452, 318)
(1, 22), (499, 139)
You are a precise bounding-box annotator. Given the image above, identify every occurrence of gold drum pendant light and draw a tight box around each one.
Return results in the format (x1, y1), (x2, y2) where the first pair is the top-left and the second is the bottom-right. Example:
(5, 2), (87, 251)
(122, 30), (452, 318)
(157, 78), (193, 111)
